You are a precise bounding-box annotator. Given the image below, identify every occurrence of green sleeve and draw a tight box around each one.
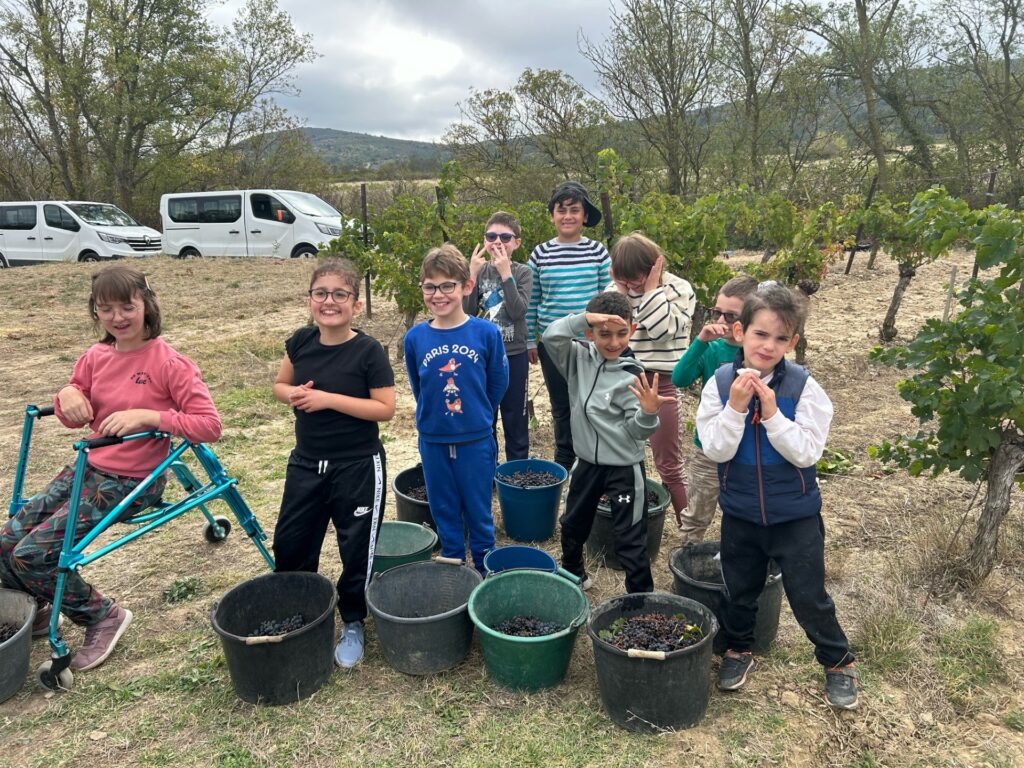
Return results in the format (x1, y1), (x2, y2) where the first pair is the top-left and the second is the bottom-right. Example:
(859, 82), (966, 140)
(672, 338), (709, 388)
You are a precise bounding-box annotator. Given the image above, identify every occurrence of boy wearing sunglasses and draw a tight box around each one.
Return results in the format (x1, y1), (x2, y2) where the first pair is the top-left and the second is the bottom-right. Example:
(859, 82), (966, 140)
(404, 244), (509, 574)
(463, 212), (533, 460)
(671, 275), (758, 543)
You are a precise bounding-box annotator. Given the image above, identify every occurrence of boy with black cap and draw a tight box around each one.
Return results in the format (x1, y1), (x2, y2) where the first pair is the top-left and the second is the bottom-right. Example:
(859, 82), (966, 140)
(526, 181), (610, 471)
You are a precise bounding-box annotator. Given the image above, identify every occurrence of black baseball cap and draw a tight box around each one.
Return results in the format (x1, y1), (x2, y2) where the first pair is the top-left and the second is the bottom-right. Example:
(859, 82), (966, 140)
(547, 181), (602, 228)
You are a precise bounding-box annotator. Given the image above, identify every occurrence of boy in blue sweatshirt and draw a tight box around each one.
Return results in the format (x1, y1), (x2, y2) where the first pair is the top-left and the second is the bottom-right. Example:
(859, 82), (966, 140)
(542, 291), (669, 593)
(404, 243), (509, 573)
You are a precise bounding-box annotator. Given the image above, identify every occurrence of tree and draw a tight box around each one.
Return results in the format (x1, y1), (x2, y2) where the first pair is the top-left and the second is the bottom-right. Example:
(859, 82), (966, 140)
(580, 0), (720, 196)
(712, 0), (802, 191)
(792, 0), (902, 194)
(944, 0), (1024, 207)
(871, 203), (1024, 583)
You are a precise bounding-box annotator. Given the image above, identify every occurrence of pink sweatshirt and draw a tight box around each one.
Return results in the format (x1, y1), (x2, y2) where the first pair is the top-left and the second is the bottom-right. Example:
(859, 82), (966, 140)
(53, 338), (222, 478)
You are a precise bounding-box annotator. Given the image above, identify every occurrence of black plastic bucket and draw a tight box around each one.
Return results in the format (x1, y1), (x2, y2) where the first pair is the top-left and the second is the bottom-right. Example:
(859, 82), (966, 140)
(588, 592), (718, 732)
(0, 589), (35, 703)
(586, 479), (669, 570)
(372, 521), (438, 575)
(366, 560), (481, 675)
(668, 541), (783, 655)
(211, 572), (337, 705)
(393, 464), (435, 531)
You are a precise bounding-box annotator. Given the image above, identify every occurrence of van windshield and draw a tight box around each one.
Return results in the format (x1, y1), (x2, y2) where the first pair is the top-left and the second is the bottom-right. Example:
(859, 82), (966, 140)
(66, 203), (139, 227)
(277, 192), (340, 218)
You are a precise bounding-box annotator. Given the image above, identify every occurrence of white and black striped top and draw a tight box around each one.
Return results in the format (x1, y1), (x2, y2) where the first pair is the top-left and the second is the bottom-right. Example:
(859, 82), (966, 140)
(608, 271), (696, 373)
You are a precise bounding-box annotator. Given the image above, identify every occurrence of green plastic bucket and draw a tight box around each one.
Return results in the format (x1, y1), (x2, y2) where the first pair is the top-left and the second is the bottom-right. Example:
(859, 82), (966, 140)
(371, 522), (438, 575)
(468, 570), (589, 691)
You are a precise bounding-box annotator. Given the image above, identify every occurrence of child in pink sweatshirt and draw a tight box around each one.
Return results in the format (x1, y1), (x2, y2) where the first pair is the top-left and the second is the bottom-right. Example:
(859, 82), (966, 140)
(0, 265), (221, 672)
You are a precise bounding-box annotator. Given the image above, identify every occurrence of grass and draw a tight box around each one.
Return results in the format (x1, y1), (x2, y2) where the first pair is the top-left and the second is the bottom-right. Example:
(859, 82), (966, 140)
(1, 254), (1023, 767)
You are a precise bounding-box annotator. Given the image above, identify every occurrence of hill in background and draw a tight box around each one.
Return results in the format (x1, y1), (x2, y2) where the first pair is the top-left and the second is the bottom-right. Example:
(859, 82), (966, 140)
(304, 127), (450, 175)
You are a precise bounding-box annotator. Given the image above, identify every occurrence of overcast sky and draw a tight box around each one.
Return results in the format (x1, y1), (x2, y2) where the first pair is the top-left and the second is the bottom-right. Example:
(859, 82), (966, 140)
(211, 0), (616, 142)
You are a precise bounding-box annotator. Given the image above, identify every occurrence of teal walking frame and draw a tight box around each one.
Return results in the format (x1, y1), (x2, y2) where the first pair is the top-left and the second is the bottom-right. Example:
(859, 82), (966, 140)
(8, 404), (275, 691)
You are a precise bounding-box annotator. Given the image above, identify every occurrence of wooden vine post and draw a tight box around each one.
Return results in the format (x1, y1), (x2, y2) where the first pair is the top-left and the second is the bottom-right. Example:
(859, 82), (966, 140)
(844, 175), (878, 275)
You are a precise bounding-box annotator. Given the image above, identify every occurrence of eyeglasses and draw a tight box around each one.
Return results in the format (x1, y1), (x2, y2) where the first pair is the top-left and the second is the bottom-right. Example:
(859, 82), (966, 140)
(420, 281), (460, 295)
(95, 303), (140, 317)
(309, 288), (355, 303)
(710, 309), (740, 323)
(484, 231), (517, 243)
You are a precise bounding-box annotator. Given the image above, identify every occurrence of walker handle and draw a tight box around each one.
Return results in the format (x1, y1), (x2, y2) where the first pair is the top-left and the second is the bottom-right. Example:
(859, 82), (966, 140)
(31, 405), (55, 418)
(433, 556), (464, 566)
(84, 435), (126, 449)
(243, 634), (286, 645)
(626, 648), (666, 661)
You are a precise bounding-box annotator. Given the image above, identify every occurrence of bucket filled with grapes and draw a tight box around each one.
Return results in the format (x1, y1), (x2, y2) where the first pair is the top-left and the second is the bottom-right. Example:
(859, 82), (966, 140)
(211, 572), (337, 705)
(587, 592), (718, 732)
(493, 459), (568, 542)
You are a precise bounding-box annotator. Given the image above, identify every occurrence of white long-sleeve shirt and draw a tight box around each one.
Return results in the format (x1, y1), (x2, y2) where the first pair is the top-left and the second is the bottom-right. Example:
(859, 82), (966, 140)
(696, 368), (833, 469)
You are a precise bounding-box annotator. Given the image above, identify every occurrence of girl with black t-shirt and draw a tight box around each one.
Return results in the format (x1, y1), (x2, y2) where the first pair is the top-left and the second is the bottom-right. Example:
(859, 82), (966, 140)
(272, 259), (395, 669)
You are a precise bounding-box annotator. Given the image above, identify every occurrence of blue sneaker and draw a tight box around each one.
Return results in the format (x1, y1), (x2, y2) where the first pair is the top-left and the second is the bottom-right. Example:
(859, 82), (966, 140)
(334, 621), (364, 668)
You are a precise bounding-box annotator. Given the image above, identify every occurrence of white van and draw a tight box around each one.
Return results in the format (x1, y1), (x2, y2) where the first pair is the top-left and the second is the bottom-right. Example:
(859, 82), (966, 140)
(159, 189), (343, 259)
(0, 201), (162, 267)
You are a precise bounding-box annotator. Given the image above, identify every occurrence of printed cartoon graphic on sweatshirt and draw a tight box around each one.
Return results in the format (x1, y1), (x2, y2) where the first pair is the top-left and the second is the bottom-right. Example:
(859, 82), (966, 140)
(477, 278), (516, 344)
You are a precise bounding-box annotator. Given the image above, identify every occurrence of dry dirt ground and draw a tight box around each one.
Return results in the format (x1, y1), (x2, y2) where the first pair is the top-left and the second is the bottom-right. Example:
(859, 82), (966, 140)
(0, 251), (1021, 767)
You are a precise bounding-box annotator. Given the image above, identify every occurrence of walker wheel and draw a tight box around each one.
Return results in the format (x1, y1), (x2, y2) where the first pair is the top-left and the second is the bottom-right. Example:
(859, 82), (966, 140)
(36, 660), (74, 691)
(204, 516), (232, 543)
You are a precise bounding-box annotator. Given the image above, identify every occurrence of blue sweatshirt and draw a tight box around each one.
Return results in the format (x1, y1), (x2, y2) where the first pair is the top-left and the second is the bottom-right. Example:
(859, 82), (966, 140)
(404, 317), (509, 444)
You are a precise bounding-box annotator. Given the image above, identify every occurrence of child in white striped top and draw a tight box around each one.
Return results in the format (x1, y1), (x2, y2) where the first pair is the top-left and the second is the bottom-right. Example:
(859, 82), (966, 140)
(608, 232), (696, 526)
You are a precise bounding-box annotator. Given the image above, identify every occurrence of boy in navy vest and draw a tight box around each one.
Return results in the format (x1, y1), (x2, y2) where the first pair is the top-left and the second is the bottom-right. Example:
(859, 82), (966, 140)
(696, 283), (857, 710)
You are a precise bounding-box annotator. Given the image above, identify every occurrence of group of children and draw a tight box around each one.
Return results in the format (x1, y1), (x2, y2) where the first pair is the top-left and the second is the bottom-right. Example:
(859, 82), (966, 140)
(0, 180), (856, 711)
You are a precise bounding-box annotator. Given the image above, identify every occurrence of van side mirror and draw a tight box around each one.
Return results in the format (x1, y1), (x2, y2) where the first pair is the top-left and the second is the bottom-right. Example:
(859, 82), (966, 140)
(67, 220), (81, 232)
(282, 210), (295, 224)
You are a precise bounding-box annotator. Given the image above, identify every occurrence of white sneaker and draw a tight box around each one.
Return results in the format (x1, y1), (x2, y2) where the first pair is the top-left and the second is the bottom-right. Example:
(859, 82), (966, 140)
(334, 621), (364, 668)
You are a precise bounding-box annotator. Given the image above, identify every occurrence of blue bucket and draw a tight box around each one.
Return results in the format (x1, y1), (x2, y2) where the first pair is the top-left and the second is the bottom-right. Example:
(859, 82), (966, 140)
(494, 459), (568, 542)
(483, 545), (582, 585)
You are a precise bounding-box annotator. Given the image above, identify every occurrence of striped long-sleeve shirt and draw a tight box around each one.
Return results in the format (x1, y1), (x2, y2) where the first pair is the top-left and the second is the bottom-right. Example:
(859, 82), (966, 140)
(608, 271), (696, 373)
(526, 237), (610, 349)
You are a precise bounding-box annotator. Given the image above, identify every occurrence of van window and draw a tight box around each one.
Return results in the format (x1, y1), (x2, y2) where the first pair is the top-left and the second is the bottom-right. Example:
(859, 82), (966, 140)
(66, 203), (138, 226)
(0, 205), (37, 230)
(44, 204), (80, 231)
(168, 195), (241, 224)
(250, 193), (293, 223)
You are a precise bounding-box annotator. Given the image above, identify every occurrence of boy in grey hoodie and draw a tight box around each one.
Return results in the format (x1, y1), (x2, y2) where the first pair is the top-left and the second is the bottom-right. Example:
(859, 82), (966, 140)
(541, 292), (670, 593)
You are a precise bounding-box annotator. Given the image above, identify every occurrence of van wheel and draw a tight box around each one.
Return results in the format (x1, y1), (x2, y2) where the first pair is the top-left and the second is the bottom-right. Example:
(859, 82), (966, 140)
(292, 245), (318, 259)
(179, 247), (202, 259)
(79, 251), (100, 262)
(0, 254), (9, 268)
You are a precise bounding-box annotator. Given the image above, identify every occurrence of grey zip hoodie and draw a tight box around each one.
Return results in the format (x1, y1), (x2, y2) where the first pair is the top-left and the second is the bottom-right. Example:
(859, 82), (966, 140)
(541, 313), (659, 467)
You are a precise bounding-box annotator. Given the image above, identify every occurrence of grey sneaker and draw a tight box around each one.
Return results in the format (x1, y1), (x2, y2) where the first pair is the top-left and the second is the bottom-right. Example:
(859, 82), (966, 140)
(334, 621), (365, 668)
(718, 650), (756, 691)
(825, 664), (859, 710)
(70, 604), (133, 670)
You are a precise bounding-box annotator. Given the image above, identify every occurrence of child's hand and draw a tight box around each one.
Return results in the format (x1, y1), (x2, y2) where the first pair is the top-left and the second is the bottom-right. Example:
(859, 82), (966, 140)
(697, 321), (732, 343)
(585, 312), (630, 331)
(727, 370), (759, 413)
(488, 240), (513, 279)
(97, 409), (159, 436)
(469, 244), (487, 280)
(57, 386), (94, 425)
(643, 253), (664, 293)
(289, 381), (330, 413)
(750, 376), (778, 419)
(629, 372), (671, 415)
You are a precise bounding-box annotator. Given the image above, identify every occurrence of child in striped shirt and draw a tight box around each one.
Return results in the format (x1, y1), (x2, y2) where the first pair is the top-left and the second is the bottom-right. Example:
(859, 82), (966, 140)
(526, 181), (610, 470)
(607, 232), (696, 527)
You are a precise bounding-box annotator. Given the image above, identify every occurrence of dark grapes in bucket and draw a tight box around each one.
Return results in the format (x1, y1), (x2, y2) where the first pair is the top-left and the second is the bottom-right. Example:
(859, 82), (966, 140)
(248, 613), (307, 637)
(498, 470), (562, 488)
(598, 613), (703, 652)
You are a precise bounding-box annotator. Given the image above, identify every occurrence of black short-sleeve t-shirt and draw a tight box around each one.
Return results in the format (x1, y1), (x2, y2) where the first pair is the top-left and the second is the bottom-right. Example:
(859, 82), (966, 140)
(284, 326), (395, 460)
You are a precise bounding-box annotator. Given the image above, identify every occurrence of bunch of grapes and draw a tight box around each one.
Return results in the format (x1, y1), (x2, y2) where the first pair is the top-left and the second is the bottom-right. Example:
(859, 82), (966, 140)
(494, 615), (565, 637)
(598, 612), (703, 652)
(499, 470), (562, 488)
(249, 613), (306, 637)
(0, 622), (19, 643)
(405, 484), (428, 502)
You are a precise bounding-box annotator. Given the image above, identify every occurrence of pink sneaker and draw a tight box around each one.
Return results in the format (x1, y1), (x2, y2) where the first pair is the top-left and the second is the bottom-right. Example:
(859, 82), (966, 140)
(70, 604), (133, 671)
(32, 602), (64, 638)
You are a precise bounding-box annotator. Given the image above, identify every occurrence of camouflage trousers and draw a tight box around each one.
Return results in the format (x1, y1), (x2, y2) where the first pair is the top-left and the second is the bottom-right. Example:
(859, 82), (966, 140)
(0, 464), (165, 626)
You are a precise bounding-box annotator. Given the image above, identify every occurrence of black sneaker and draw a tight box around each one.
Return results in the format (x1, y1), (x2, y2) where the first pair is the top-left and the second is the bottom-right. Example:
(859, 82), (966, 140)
(717, 651), (756, 691)
(825, 664), (859, 710)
